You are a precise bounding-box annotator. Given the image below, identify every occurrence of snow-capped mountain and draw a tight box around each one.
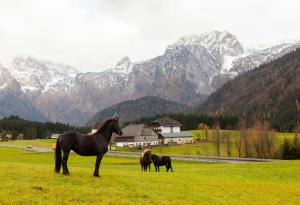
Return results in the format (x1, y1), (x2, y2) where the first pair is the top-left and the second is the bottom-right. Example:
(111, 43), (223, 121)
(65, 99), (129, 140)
(8, 56), (79, 93)
(1, 31), (300, 125)
(0, 64), (48, 121)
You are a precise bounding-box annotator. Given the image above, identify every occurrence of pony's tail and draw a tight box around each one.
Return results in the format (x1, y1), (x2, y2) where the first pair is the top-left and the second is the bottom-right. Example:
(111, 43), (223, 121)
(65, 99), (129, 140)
(55, 138), (62, 173)
(169, 159), (173, 172)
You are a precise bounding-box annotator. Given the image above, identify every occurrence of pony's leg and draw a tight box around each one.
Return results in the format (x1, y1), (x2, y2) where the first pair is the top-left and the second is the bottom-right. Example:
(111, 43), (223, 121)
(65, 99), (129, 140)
(62, 150), (70, 175)
(158, 166), (160, 172)
(94, 153), (104, 177)
(149, 164), (151, 172)
(166, 165), (169, 172)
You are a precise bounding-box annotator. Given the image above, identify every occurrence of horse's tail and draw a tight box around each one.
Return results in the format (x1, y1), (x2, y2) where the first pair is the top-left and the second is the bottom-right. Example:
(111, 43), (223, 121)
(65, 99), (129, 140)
(55, 138), (62, 173)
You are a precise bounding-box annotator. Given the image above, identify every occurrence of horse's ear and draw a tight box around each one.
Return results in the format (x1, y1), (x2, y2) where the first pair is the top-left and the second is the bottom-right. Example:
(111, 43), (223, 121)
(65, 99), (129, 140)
(114, 117), (119, 122)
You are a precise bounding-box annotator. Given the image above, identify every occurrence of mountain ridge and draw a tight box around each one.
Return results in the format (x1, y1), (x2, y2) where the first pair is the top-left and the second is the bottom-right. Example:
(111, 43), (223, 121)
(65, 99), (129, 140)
(197, 48), (300, 131)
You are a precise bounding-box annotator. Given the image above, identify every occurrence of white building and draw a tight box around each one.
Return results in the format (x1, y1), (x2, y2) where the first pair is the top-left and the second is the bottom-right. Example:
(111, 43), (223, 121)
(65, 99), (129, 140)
(50, 134), (60, 139)
(152, 117), (193, 145)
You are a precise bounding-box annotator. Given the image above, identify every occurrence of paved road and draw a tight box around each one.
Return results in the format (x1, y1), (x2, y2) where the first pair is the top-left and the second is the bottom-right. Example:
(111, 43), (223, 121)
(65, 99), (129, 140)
(0, 144), (277, 164)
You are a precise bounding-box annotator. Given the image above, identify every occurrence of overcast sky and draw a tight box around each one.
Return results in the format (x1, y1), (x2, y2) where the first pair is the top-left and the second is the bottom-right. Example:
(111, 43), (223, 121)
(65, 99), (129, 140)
(0, 0), (299, 72)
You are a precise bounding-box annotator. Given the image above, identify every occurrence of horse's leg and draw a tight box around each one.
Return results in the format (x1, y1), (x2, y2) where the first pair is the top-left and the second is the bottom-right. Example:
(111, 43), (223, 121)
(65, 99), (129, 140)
(94, 153), (104, 177)
(62, 150), (70, 175)
(166, 164), (169, 172)
(158, 166), (160, 172)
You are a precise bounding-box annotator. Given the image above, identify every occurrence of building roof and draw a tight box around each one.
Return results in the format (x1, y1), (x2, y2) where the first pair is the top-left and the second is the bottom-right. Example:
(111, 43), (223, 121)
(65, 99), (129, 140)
(160, 132), (193, 138)
(152, 117), (182, 127)
(117, 124), (157, 137)
(114, 124), (158, 142)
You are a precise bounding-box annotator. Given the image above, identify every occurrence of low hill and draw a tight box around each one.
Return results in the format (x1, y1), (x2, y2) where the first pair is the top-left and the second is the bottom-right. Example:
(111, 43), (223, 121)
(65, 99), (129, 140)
(197, 49), (300, 132)
(87, 96), (190, 125)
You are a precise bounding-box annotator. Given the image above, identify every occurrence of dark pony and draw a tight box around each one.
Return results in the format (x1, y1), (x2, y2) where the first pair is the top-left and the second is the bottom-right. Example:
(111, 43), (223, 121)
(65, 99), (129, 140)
(151, 154), (173, 172)
(139, 149), (152, 171)
(55, 118), (122, 177)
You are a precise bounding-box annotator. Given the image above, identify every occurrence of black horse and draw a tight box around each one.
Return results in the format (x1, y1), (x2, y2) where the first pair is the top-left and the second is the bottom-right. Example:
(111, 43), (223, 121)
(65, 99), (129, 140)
(55, 118), (122, 177)
(139, 149), (152, 171)
(151, 154), (173, 172)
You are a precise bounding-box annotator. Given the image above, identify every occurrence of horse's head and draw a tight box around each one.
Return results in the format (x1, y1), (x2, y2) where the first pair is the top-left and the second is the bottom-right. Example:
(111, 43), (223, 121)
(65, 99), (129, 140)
(151, 153), (158, 161)
(109, 117), (123, 135)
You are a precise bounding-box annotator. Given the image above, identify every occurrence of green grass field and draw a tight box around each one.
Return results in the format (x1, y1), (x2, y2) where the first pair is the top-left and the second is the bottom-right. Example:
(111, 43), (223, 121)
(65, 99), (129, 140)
(0, 147), (300, 204)
(0, 139), (56, 148)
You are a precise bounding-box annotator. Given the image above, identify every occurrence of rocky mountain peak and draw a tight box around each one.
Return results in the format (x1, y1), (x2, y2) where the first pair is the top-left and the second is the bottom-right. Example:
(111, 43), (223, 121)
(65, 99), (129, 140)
(112, 56), (133, 74)
(168, 31), (244, 57)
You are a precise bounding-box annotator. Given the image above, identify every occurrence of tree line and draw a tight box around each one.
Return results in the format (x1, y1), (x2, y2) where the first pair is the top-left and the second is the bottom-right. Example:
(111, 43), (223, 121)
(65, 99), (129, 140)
(0, 115), (89, 140)
(127, 113), (239, 130)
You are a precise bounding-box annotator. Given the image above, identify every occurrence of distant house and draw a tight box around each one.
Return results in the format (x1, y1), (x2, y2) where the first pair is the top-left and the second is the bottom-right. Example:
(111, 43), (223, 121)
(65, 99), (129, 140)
(115, 124), (159, 147)
(151, 117), (193, 145)
(0, 133), (11, 141)
(50, 134), (60, 139)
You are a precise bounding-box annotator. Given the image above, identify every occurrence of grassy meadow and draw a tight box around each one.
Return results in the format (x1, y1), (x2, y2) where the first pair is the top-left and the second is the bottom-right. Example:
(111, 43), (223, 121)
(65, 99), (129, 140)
(0, 146), (300, 205)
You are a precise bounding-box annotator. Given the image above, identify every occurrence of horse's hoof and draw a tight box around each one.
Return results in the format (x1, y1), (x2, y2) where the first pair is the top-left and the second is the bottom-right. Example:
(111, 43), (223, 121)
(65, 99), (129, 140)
(93, 174), (100, 177)
(63, 173), (69, 176)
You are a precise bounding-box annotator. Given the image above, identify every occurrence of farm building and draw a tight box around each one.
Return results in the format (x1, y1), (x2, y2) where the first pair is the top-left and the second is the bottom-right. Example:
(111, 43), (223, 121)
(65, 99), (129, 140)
(159, 132), (193, 144)
(151, 117), (193, 145)
(114, 124), (159, 147)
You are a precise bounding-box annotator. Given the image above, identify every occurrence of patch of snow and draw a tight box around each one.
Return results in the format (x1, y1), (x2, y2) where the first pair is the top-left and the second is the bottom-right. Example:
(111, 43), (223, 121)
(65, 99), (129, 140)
(0, 83), (7, 90)
(21, 86), (39, 92)
(222, 55), (237, 73)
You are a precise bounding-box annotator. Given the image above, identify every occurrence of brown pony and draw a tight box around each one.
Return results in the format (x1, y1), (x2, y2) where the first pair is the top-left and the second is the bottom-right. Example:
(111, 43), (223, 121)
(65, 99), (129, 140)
(139, 148), (152, 171)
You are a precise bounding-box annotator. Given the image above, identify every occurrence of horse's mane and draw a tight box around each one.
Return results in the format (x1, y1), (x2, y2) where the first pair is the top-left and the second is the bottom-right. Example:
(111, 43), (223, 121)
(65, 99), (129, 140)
(151, 153), (158, 159)
(142, 149), (152, 158)
(94, 119), (115, 135)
